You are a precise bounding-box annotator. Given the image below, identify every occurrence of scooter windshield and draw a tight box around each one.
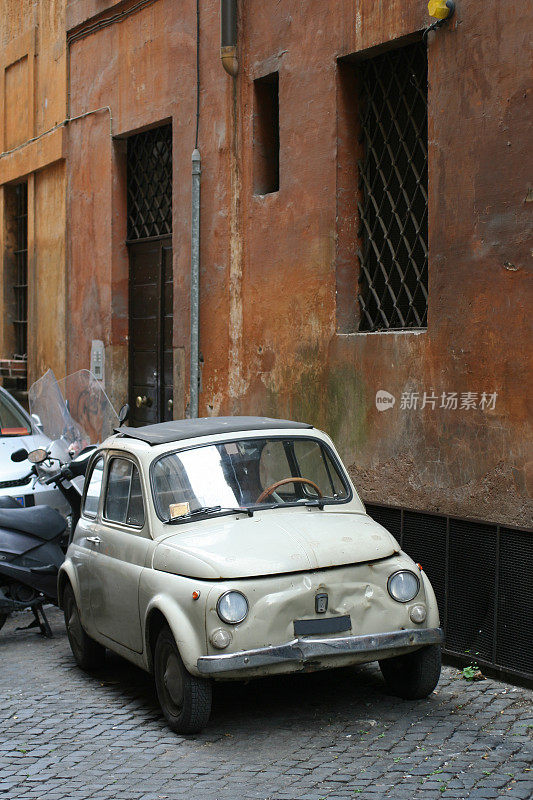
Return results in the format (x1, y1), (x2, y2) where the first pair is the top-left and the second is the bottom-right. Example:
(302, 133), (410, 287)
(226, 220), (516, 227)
(58, 370), (118, 447)
(29, 369), (118, 454)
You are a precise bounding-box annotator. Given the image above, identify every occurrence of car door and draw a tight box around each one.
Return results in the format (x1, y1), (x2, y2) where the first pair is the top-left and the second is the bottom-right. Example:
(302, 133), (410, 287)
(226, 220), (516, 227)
(89, 455), (150, 653)
(74, 455), (105, 614)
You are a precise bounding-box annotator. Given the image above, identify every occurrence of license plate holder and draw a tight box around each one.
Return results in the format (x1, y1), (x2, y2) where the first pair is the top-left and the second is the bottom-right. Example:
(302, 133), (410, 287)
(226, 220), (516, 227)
(294, 615), (351, 636)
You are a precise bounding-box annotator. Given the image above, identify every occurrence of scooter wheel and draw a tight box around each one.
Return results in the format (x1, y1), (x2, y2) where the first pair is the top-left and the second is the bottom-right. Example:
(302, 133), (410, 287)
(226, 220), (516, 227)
(63, 584), (105, 671)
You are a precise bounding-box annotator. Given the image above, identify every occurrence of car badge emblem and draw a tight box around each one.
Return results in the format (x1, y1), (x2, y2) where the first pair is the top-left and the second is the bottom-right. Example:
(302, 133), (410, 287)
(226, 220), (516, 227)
(315, 593), (328, 614)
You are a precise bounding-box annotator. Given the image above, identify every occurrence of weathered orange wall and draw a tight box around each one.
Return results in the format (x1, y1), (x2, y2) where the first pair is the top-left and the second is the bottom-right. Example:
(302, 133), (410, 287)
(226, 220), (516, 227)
(66, 0), (532, 526)
(33, 160), (66, 381)
(0, 0), (67, 388)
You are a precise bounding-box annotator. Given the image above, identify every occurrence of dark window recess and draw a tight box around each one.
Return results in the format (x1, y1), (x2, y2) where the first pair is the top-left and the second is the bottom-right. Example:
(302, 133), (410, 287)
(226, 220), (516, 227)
(253, 72), (279, 195)
(13, 183), (28, 360)
(366, 503), (533, 683)
(357, 41), (428, 330)
(127, 124), (172, 241)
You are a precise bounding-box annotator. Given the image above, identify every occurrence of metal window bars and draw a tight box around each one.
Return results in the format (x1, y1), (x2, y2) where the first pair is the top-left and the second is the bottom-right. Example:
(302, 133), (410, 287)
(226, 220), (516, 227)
(13, 183), (28, 360)
(357, 42), (428, 331)
(127, 125), (172, 241)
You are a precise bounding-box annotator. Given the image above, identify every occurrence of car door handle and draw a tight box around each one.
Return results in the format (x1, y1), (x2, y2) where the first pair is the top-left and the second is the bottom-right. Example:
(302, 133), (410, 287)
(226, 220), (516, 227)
(86, 536), (101, 545)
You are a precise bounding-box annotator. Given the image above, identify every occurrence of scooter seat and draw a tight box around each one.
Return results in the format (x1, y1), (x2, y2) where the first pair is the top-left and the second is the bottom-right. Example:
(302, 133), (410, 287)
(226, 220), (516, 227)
(0, 505), (66, 540)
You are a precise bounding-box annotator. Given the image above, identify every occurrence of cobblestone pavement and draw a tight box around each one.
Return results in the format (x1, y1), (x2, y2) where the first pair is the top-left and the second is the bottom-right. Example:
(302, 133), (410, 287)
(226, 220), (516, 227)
(0, 608), (531, 800)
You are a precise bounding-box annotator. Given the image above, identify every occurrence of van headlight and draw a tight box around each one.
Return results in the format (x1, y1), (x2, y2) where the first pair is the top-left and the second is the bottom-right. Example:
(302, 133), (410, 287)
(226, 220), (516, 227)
(216, 591), (249, 624)
(387, 570), (420, 603)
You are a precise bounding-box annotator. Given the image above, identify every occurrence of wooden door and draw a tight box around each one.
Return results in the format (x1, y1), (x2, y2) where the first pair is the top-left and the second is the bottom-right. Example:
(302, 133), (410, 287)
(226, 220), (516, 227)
(128, 237), (173, 426)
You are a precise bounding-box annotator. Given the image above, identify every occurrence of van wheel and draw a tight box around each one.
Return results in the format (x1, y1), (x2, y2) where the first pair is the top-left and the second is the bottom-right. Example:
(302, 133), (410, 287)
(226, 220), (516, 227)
(379, 644), (441, 700)
(63, 584), (106, 671)
(154, 626), (212, 734)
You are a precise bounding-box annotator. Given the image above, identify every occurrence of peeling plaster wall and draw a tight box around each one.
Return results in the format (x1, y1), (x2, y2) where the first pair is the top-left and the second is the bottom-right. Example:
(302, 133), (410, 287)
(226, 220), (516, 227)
(65, 0), (532, 527)
(66, 0), (231, 416)
(0, 0), (67, 388)
(232, 0), (532, 528)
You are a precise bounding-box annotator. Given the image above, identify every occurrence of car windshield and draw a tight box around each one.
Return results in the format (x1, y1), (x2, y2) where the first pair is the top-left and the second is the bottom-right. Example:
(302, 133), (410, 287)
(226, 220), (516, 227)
(0, 392), (30, 437)
(152, 437), (350, 522)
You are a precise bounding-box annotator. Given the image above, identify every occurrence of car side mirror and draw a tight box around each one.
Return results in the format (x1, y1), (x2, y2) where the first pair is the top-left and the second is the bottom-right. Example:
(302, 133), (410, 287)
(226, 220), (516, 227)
(11, 448), (28, 462)
(118, 403), (130, 425)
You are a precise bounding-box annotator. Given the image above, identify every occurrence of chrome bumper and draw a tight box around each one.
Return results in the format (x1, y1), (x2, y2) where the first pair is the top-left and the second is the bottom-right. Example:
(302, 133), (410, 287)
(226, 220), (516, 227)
(197, 627), (444, 675)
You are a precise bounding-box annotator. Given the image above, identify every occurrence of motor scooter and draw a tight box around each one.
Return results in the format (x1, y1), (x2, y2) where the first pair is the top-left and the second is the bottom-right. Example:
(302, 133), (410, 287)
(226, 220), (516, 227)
(0, 368), (118, 637)
(0, 447), (93, 636)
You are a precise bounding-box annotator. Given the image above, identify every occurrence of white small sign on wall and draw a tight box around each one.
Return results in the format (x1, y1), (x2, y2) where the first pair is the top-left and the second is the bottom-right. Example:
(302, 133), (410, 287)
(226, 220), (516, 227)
(90, 339), (105, 383)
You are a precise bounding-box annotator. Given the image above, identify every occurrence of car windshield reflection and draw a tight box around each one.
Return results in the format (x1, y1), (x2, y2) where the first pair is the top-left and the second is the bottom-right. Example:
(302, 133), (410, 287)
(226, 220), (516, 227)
(151, 437), (350, 522)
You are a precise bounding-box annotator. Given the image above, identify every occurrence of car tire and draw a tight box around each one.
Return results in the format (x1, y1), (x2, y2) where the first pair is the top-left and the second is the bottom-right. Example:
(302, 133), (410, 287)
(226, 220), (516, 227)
(63, 584), (106, 671)
(154, 626), (212, 735)
(0, 613), (8, 632)
(379, 644), (442, 700)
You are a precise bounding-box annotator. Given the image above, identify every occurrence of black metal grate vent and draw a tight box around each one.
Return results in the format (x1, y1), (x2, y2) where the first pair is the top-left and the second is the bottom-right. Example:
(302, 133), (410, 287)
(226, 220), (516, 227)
(366, 503), (402, 542)
(365, 502), (532, 682)
(402, 511), (447, 624)
(357, 41), (428, 330)
(13, 183), (28, 360)
(127, 125), (172, 241)
(497, 528), (533, 675)
(446, 519), (496, 662)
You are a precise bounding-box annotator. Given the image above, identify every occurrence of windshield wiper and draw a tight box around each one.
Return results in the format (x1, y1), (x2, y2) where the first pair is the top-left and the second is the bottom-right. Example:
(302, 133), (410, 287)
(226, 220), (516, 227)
(165, 505), (254, 523)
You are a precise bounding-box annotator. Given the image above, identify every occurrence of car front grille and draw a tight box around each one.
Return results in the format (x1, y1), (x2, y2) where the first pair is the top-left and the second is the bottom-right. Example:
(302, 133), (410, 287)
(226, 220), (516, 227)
(0, 475), (32, 489)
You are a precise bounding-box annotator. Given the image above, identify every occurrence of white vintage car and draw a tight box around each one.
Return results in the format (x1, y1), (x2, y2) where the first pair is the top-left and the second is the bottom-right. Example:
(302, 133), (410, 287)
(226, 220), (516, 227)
(58, 417), (443, 734)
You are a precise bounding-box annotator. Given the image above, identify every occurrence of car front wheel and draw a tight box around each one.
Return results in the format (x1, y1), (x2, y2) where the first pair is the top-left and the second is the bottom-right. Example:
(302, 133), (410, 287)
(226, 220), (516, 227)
(379, 644), (441, 699)
(63, 584), (106, 671)
(154, 626), (212, 735)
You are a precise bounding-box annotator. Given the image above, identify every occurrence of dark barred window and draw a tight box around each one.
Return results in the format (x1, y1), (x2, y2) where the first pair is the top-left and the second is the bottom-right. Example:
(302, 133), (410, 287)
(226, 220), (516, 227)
(14, 182), (28, 360)
(357, 41), (428, 330)
(127, 124), (172, 241)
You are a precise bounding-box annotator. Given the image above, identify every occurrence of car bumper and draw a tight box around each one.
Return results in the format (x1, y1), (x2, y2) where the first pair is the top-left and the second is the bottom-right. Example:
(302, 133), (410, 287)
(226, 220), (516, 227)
(197, 626), (444, 675)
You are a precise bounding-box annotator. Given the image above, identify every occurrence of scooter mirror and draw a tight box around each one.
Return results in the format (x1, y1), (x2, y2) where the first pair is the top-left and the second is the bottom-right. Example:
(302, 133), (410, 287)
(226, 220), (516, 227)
(118, 403), (130, 425)
(27, 448), (48, 464)
(11, 448), (28, 462)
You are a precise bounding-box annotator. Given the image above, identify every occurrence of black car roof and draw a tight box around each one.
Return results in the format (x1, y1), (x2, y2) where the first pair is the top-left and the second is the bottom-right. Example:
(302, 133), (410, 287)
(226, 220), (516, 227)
(115, 416), (313, 446)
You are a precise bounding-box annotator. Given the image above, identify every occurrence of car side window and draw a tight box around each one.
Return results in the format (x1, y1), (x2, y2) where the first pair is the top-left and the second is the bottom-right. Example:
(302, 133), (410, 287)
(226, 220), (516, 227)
(83, 457), (104, 518)
(104, 458), (145, 528)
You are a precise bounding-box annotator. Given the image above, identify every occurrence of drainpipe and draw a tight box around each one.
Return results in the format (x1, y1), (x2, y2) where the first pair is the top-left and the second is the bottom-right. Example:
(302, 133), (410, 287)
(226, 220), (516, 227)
(190, 148), (201, 418)
(220, 0), (238, 76)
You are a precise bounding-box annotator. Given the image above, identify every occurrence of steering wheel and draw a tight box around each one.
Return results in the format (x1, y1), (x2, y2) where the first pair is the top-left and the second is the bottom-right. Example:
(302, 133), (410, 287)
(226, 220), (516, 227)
(256, 477), (323, 504)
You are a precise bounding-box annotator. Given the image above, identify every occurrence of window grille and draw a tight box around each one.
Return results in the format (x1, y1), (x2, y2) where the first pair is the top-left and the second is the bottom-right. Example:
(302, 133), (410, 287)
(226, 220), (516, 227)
(13, 183), (28, 359)
(127, 124), (172, 240)
(357, 41), (428, 330)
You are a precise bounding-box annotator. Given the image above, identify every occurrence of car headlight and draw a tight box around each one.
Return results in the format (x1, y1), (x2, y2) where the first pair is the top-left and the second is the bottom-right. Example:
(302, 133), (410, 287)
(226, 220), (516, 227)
(387, 570), (420, 603)
(216, 591), (249, 624)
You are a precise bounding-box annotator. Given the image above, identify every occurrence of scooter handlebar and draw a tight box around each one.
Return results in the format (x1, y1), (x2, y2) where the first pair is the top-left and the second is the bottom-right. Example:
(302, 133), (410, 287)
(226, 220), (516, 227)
(43, 457), (88, 485)
(44, 472), (63, 485)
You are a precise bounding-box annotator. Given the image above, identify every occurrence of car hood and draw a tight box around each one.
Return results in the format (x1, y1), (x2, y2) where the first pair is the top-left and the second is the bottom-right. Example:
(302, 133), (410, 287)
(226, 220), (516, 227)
(153, 509), (399, 579)
(0, 434), (45, 482)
